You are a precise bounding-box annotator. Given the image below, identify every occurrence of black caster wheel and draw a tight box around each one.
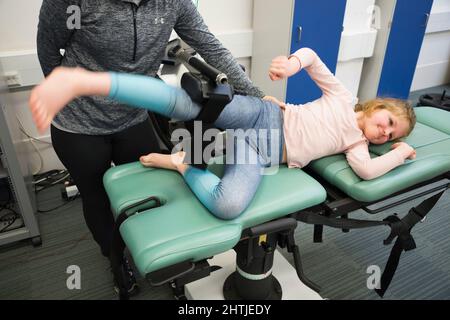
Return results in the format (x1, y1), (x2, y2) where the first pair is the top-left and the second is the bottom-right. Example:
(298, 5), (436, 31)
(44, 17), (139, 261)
(31, 236), (42, 247)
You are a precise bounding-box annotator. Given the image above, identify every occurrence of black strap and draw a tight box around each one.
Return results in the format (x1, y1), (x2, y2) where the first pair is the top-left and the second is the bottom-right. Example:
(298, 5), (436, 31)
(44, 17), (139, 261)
(195, 84), (233, 123)
(110, 212), (130, 300)
(313, 224), (324, 243)
(182, 85), (233, 170)
(297, 189), (446, 297)
(375, 190), (445, 297)
(183, 120), (213, 170)
(282, 230), (321, 293)
(298, 212), (388, 229)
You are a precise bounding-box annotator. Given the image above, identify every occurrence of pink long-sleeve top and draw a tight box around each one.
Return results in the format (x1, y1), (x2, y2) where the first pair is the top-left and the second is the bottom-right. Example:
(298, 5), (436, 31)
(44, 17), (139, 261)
(283, 48), (405, 180)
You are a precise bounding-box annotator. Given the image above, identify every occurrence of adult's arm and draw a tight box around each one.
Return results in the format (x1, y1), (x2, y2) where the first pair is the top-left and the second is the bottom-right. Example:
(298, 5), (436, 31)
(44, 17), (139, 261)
(174, 0), (264, 98)
(37, 0), (80, 77)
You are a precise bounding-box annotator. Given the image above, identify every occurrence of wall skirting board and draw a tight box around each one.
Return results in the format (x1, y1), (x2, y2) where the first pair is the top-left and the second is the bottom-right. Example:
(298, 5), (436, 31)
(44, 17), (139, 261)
(411, 59), (450, 92)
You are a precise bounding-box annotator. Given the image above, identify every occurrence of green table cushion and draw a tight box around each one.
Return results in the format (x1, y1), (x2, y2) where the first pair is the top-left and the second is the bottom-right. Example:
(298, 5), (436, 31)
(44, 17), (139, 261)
(104, 163), (326, 276)
(309, 107), (450, 202)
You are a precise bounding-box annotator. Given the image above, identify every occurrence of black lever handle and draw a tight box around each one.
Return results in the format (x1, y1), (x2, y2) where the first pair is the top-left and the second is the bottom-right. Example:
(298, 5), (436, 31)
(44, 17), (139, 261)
(169, 45), (228, 85)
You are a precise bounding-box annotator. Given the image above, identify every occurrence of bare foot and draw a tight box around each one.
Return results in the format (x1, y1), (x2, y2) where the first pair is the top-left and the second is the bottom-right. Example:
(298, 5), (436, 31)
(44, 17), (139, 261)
(29, 67), (82, 133)
(140, 151), (188, 173)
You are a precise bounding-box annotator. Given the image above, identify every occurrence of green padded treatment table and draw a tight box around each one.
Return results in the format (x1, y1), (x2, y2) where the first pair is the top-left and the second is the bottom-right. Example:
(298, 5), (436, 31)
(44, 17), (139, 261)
(104, 106), (450, 283)
(104, 163), (326, 277)
(309, 107), (450, 202)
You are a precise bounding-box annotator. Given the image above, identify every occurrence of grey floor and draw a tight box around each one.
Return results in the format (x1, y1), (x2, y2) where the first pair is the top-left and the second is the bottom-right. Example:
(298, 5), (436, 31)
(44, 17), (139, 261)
(0, 84), (449, 300)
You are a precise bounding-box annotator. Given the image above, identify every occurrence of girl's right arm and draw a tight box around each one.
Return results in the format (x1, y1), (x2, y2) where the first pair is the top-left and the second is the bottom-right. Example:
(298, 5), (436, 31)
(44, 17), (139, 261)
(346, 141), (416, 180)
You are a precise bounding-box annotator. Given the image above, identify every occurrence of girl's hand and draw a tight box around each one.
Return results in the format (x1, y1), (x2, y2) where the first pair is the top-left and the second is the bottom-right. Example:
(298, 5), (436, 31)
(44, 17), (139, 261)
(391, 142), (416, 160)
(269, 55), (301, 81)
(269, 56), (290, 81)
(263, 95), (286, 110)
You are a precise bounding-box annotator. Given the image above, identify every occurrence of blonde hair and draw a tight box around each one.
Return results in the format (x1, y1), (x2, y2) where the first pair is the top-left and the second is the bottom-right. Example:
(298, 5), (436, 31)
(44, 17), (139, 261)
(355, 97), (416, 137)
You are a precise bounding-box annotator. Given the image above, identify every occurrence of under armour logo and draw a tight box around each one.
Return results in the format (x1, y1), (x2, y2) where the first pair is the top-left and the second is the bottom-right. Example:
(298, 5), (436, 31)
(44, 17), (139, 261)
(154, 17), (165, 24)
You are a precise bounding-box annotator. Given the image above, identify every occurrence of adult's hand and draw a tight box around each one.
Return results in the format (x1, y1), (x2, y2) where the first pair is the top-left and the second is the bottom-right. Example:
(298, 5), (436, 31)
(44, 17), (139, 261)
(263, 95), (286, 110)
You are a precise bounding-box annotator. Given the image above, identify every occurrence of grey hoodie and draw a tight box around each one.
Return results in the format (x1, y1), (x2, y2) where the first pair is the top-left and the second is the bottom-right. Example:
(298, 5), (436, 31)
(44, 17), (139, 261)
(37, 0), (264, 135)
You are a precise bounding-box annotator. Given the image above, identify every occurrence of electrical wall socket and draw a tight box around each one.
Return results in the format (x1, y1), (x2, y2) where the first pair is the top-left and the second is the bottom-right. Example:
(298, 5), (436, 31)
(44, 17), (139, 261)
(4, 71), (22, 88)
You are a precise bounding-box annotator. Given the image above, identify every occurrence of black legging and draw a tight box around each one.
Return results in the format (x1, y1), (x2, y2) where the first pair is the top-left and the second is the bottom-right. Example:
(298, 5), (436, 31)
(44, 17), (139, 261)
(51, 119), (162, 257)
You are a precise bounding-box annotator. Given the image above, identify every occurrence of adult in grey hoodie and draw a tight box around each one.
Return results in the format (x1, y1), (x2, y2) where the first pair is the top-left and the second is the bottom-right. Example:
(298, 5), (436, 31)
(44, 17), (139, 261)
(37, 0), (264, 292)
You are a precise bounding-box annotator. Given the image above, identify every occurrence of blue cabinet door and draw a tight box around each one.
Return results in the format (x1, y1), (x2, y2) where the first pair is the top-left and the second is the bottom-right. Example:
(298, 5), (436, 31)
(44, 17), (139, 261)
(377, 0), (433, 99)
(286, 0), (347, 105)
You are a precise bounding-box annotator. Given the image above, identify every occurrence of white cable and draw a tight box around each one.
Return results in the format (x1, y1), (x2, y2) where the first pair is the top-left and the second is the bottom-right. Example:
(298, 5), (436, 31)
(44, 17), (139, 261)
(47, 173), (70, 186)
(33, 169), (67, 184)
(21, 131), (52, 145)
(16, 116), (52, 145)
(15, 116), (47, 175)
(33, 172), (69, 186)
(29, 138), (44, 175)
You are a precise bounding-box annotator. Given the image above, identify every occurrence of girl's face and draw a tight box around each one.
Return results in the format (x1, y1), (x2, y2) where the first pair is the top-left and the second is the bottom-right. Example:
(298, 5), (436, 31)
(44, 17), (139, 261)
(362, 109), (409, 144)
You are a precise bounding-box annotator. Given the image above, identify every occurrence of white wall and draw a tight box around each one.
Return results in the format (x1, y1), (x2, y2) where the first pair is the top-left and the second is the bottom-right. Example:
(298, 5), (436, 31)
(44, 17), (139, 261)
(0, 0), (254, 173)
(411, 0), (450, 91)
(0, 0), (255, 54)
(198, 0), (254, 72)
(0, 0), (42, 52)
(335, 0), (377, 98)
